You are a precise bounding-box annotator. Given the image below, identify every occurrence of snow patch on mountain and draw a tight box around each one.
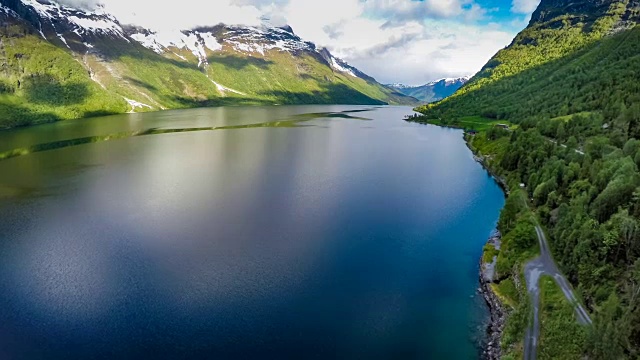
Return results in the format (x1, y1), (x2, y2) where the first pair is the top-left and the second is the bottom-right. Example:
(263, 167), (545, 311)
(329, 57), (356, 77)
(386, 83), (411, 89)
(20, 0), (54, 19)
(130, 32), (164, 53)
(183, 33), (208, 66)
(68, 16), (123, 36)
(391, 76), (471, 89)
(317, 49), (362, 78)
(124, 97), (152, 113)
(130, 24), (321, 62)
(200, 32), (222, 52)
(0, 5), (18, 17)
(211, 80), (246, 96)
(130, 30), (222, 65)
(222, 25), (316, 54)
(19, 0), (127, 39)
(426, 76), (472, 86)
(56, 32), (69, 47)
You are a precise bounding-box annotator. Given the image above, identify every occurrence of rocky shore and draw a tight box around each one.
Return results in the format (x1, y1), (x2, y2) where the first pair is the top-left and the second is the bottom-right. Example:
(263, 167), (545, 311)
(467, 133), (509, 360)
(479, 231), (506, 360)
(469, 145), (509, 195)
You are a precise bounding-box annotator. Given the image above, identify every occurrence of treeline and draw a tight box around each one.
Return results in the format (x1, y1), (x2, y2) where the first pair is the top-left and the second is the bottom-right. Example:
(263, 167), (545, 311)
(467, 114), (640, 357)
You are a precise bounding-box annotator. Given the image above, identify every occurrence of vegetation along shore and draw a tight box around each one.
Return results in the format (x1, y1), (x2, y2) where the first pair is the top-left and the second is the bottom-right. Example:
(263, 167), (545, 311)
(406, 0), (640, 358)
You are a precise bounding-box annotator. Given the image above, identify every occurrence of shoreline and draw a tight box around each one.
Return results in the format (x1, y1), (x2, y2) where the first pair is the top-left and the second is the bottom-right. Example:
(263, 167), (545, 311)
(479, 231), (506, 360)
(406, 119), (511, 358)
(465, 138), (509, 196)
(464, 133), (510, 360)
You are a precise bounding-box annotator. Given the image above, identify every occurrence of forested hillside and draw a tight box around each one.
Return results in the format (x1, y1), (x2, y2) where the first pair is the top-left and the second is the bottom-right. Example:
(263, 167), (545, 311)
(412, 0), (640, 358)
(417, 0), (640, 123)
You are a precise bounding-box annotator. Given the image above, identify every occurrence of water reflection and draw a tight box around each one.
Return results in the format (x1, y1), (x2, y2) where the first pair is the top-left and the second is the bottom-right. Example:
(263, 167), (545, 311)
(0, 108), (373, 160)
(0, 106), (504, 359)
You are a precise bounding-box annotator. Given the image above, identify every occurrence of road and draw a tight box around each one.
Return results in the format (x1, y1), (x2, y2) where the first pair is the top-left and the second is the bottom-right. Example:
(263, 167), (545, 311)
(548, 138), (585, 155)
(523, 225), (592, 360)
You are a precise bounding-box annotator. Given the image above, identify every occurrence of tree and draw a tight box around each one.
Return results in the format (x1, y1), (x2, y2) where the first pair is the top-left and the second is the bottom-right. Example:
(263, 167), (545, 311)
(510, 219), (537, 251)
(556, 121), (567, 141)
(499, 192), (523, 232)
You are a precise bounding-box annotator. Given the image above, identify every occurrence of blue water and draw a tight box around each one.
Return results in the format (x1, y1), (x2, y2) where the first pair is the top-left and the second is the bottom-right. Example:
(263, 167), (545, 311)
(0, 106), (504, 359)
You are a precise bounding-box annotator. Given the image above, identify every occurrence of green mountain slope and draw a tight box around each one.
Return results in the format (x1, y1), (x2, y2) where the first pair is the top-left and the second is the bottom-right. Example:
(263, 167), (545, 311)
(413, 0), (640, 358)
(418, 0), (639, 123)
(0, 1), (416, 129)
(0, 19), (125, 128)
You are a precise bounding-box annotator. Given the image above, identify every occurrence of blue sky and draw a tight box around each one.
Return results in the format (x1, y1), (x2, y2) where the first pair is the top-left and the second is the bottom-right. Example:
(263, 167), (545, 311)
(80, 0), (542, 85)
(473, 0), (539, 30)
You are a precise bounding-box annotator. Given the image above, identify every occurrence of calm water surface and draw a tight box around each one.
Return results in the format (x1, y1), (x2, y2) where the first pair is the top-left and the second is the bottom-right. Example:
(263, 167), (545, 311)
(0, 106), (504, 359)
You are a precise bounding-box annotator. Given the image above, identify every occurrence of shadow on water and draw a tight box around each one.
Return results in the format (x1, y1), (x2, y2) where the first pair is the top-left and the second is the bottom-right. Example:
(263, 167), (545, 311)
(0, 110), (373, 161)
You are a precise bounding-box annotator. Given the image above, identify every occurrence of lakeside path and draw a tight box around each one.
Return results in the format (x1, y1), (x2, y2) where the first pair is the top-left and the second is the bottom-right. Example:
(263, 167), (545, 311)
(523, 223), (592, 360)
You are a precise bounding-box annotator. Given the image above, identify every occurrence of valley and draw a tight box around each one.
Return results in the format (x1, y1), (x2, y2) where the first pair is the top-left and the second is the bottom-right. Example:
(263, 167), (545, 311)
(1, 0), (640, 358)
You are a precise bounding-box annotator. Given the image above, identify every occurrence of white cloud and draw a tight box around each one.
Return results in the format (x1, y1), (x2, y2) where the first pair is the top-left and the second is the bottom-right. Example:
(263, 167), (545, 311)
(332, 21), (515, 85)
(61, 0), (536, 85)
(511, 0), (540, 14)
(364, 0), (466, 20)
(101, 0), (265, 30)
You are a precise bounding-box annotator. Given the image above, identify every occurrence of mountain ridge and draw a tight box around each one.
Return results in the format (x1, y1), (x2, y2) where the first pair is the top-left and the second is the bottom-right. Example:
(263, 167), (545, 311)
(387, 76), (469, 103)
(0, 0), (417, 129)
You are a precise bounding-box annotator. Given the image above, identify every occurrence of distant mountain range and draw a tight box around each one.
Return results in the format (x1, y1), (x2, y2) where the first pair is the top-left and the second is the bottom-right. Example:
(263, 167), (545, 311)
(0, 0), (417, 129)
(386, 76), (470, 103)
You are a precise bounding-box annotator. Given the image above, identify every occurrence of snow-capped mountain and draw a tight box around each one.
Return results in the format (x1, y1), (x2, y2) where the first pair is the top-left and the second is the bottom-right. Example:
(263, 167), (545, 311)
(386, 83), (411, 89)
(3, 0), (129, 48)
(4, 0), (364, 77)
(426, 76), (471, 86)
(126, 25), (319, 66)
(0, 0), (416, 127)
(387, 76), (470, 103)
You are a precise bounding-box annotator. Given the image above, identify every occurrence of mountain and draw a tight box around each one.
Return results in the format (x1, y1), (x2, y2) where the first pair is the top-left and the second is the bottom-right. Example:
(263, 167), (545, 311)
(414, 0), (640, 358)
(417, 0), (640, 122)
(386, 76), (469, 103)
(0, 0), (416, 129)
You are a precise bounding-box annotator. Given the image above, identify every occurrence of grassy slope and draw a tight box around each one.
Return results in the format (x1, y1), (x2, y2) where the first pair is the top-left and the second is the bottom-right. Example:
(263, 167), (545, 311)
(538, 275), (587, 360)
(423, 116), (514, 132)
(205, 51), (389, 105)
(0, 29), (127, 128)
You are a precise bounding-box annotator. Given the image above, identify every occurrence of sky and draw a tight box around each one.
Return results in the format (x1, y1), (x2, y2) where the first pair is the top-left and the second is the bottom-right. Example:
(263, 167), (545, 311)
(62, 0), (542, 85)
